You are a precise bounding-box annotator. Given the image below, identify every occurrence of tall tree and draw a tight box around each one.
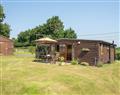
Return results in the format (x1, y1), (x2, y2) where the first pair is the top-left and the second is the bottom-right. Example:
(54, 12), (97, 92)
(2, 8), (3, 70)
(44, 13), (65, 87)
(46, 16), (64, 38)
(0, 4), (5, 22)
(0, 4), (10, 38)
(0, 23), (10, 38)
(64, 28), (77, 39)
(16, 16), (77, 46)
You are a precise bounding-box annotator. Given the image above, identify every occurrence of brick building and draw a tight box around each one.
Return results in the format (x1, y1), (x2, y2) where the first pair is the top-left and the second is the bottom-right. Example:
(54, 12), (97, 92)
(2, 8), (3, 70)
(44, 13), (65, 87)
(0, 35), (14, 55)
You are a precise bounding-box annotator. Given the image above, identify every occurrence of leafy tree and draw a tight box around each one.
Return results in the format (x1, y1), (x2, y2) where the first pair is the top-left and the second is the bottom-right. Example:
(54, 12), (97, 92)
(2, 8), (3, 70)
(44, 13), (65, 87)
(35, 24), (48, 38)
(11, 38), (21, 47)
(0, 4), (10, 38)
(0, 4), (5, 22)
(46, 16), (64, 36)
(116, 47), (120, 60)
(64, 28), (77, 39)
(52, 30), (65, 39)
(16, 16), (77, 47)
(18, 31), (28, 43)
(0, 23), (10, 37)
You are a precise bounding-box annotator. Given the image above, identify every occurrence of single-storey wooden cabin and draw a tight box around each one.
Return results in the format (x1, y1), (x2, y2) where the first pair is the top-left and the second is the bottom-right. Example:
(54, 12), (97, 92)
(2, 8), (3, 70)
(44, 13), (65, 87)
(0, 35), (14, 55)
(56, 39), (116, 65)
(35, 38), (116, 65)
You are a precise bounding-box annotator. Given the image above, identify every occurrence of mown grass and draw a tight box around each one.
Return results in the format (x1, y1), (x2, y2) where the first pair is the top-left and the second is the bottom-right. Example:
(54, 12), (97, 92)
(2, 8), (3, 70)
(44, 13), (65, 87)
(0, 55), (120, 95)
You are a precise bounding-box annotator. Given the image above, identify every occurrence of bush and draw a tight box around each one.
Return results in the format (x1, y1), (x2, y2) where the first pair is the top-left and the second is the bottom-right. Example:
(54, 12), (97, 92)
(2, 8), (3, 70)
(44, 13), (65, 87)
(116, 47), (120, 60)
(14, 42), (23, 47)
(96, 61), (103, 67)
(71, 59), (78, 65)
(116, 53), (120, 60)
(80, 62), (89, 66)
(28, 46), (35, 54)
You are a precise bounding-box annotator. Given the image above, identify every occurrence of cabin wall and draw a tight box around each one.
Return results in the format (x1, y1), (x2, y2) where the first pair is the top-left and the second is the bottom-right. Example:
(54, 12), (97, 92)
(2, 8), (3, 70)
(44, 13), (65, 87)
(35, 39), (115, 65)
(110, 46), (115, 62)
(57, 40), (76, 61)
(98, 44), (110, 63)
(98, 44), (115, 63)
(74, 41), (99, 65)
(57, 40), (99, 65)
(57, 39), (115, 65)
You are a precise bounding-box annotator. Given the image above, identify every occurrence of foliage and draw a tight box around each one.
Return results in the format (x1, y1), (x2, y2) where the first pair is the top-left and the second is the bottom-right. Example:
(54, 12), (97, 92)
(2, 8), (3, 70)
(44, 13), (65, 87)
(28, 46), (35, 54)
(0, 4), (10, 38)
(116, 47), (120, 60)
(0, 4), (5, 22)
(96, 61), (103, 67)
(0, 23), (10, 37)
(80, 62), (89, 66)
(71, 59), (78, 65)
(16, 16), (77, 47)
(116, 53), (120, 60)
(12, 37), (32, 47)
(64, 28), (77, 39)
(46, 16), (64, 37)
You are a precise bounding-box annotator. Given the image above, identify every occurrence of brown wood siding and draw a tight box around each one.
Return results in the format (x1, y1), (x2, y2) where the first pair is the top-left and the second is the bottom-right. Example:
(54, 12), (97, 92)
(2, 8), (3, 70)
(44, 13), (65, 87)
(98, 43), (115, 63)
(35, 39), (116, 65)
(59, 44), (67, 61)
(57, 40), (99, 65)
(57, 39), (115, 65)
(74, 41), (99, 65)
(110, 46), (115, 62)
(99, 44), (110, 63)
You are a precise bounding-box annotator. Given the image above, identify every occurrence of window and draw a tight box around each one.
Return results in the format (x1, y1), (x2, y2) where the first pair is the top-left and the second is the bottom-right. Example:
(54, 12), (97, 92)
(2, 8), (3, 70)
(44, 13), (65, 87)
(56, 45), (59, 52)
(60, 44), (66, 52)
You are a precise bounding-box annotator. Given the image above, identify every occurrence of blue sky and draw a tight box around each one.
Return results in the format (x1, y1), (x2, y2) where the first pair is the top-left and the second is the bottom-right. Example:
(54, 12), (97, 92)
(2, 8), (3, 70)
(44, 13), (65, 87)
(1, 0), (120, 46)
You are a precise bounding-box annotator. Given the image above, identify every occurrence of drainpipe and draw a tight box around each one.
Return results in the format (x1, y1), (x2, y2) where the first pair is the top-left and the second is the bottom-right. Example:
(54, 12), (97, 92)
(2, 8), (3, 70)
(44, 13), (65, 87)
(112, 40), (115, 61)
(114, 46), (116, 61)
(109, 45), (111, 63)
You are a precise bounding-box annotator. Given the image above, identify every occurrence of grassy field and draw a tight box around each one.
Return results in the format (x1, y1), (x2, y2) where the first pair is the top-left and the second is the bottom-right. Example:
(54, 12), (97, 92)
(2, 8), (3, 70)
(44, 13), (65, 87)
(1, 55), (120, 95)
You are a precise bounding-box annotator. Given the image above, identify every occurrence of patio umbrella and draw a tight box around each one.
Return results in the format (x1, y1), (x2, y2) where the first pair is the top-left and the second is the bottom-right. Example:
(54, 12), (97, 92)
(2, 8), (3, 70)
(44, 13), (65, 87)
(35, 37), (57, 63)
(35, 37), (57, 44)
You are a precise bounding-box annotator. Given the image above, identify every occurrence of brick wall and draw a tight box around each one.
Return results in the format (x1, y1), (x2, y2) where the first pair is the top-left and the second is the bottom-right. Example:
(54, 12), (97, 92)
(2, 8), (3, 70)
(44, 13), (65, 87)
(0, 36), (14, 55)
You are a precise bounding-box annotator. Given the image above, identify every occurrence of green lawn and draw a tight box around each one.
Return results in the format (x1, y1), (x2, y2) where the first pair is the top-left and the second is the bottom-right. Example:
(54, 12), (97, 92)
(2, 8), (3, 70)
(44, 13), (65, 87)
(1, 55), (120, 95)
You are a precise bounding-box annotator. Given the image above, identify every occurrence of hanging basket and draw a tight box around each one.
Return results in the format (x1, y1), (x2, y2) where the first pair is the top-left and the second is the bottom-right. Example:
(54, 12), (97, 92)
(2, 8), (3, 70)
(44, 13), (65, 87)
(81, 48), (90, 52)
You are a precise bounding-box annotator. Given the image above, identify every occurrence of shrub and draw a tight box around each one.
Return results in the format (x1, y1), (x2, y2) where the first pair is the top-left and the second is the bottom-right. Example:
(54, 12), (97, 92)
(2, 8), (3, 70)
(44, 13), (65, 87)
(116, 53), (120, 60)
(96, 61), (103, 67)
(80, 62), (89, 66)
(28, 46), (35, 54)
(71, 59), (78, 65)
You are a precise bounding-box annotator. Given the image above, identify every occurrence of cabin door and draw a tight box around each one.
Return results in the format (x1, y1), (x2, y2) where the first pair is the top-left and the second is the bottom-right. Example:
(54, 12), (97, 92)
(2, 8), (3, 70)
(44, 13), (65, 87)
(67, 45), (72, 61)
